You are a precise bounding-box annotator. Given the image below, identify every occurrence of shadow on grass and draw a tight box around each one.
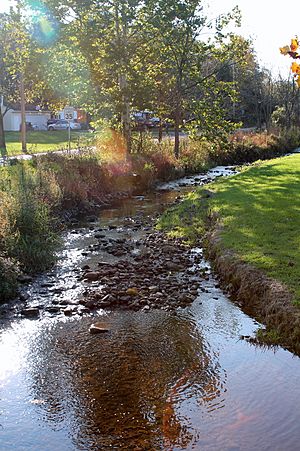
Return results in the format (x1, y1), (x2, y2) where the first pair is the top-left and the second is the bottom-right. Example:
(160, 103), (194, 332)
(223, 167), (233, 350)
(209, 156), (300, 300)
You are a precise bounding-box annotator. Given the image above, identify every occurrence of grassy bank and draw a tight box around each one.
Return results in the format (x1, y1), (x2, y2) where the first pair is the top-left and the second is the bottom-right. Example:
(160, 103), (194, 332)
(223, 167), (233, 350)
(1, 128), (300, 304)
(158, 153), (300, 351)
(206, 154), (300, 301)
(3, 130), (94, 156)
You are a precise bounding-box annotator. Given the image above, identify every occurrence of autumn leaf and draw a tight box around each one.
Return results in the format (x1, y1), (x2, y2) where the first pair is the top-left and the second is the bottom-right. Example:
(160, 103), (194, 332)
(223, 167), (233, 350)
(280, 45), (290, 55)
(291, 62), (300, 74)
(291, 38), (299, 52)
(288, 51), (300, 59)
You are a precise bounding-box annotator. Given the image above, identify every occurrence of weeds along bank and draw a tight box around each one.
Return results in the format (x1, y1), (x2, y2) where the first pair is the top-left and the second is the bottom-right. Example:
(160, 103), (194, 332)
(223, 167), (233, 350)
(0, 128), (299, 303)
(158, 153), (300, 353)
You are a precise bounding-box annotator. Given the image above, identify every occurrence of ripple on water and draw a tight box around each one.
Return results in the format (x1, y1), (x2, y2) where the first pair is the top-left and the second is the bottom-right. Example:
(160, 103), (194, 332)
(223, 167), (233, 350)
(1, 292), (300, 450)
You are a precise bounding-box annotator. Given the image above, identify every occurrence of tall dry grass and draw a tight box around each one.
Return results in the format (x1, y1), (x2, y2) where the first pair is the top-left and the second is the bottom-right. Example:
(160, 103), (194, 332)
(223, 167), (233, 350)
(0, 162), (62, 301)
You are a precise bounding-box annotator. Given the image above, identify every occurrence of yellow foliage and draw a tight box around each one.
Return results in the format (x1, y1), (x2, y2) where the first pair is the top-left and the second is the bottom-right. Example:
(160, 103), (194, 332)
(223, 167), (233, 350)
(279, 45), (290, 55)
(291, 38), (299, 52)
(280, 37), (300, 87)
(291, 62), (300, 74)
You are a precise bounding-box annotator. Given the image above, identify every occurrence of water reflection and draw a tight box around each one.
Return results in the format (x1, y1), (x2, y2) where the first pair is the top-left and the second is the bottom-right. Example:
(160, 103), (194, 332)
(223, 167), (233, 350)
(1, 289), (300, 450)
(26, 311), (224, 450)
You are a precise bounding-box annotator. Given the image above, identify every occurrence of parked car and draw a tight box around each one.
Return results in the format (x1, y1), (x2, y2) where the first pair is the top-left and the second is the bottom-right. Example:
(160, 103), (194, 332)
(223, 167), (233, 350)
(70, 121), (81, 130)
(47, 118), (58, 126)
(148, 117), (160, 127)
(47, 119), (81, 131)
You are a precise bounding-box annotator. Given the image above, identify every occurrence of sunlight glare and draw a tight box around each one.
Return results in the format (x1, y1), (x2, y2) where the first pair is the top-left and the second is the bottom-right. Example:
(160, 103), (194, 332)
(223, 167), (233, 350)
(0, 321), (33, 386)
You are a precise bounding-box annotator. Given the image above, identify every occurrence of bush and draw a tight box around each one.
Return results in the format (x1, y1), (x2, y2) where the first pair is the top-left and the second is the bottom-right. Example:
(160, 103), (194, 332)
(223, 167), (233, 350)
(44, 153), (112, 208)
(0, 257), (18, 302)
(7, 192), (60, 272)
(0, 163), (61, 277)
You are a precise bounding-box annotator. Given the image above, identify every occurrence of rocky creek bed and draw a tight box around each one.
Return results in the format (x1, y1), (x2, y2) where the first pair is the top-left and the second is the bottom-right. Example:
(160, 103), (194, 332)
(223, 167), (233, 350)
(1, 166), (237, 323)
(80, 231), (206, 313)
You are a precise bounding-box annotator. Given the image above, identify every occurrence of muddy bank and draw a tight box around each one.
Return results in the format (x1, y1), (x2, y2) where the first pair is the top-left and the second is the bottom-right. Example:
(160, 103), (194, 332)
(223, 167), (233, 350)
(205, 223), (300, 353)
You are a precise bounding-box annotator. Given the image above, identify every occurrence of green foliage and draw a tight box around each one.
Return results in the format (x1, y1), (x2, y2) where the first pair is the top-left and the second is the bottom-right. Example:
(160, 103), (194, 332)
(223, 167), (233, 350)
(0, 257), (18, 302)
(142, 1), (245, 154)
(3, 165), (61, 272)
(157, 191), (207, 243)
(8, 195), (59, 272)
(256, 328), (282, 345)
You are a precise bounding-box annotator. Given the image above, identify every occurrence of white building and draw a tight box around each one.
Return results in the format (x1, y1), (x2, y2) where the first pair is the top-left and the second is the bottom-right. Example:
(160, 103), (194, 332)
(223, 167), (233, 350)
(1, 104), (51, 131)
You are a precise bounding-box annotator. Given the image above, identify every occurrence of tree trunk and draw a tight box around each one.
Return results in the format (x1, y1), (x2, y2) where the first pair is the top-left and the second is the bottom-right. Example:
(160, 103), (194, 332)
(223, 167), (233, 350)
(20, 73), (27, 153)
(115, 1), (131, 154)
(0, 107), (6, 157)
(174, 107), (180, 159)
(119, 73), (131, 153)
(158, 120), (163, 142)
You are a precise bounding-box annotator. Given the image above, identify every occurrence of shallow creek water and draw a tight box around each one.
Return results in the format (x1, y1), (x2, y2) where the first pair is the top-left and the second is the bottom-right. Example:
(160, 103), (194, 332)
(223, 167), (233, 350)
(1, 167), (300, 451)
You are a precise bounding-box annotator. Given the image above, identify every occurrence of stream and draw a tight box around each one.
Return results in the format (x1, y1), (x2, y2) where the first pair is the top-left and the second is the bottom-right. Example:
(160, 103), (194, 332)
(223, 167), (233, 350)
(1, 166), (300, 451)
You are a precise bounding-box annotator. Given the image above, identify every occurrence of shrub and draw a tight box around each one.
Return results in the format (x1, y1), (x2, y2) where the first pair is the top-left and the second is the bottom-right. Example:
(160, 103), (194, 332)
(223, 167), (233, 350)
(0, 256), (18, 302)
(7, 194), (60, 273)
(0, 163), (61, 278)
(40, 152), (112, 208)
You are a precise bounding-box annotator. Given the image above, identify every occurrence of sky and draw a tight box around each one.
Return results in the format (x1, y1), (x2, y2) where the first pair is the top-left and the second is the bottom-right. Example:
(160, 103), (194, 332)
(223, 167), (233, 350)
(0, 0), (296, 77)
(206, 0), (295, 76)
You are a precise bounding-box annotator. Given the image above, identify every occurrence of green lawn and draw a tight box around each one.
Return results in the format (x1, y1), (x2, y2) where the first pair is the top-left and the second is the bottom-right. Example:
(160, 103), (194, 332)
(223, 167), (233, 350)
(159, 153), (300, 302)
(3, 130), (95, 156)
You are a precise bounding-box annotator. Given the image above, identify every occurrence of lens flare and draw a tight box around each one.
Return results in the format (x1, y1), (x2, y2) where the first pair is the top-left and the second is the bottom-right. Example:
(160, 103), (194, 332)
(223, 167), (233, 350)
(25, 0), (58, 45)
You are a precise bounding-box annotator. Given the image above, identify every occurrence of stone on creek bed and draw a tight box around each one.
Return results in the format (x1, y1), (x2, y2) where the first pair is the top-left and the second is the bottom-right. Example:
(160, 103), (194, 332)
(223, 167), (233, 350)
(21, 307), (40, 318)
(45, 306), (61, 313)
(89, 323), (110, 334)
(83, 271), (102, 282)
(63, 305), (78, 316)
(17, 274), (33, 284)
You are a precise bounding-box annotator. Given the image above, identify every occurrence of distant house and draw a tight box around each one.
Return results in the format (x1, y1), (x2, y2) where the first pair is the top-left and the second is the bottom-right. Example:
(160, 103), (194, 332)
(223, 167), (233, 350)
(1, 100), (51, 131)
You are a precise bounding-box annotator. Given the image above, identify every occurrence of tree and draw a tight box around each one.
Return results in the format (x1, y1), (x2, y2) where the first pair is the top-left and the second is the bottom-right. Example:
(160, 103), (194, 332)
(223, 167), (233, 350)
(142, 1), (244, 157)
(0, 11), (22, 155)
(271, 75), (300, 129)
(0, 6), (48, 154)
(34, 0), (256, 158)
(43, 0), (148, 152)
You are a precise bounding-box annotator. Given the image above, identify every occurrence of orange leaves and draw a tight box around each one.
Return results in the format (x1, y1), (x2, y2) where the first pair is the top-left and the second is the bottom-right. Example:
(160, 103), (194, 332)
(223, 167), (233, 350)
(291, 38), (299, 52)
(279, 37), (299, 56)
(280, 37), (300, 87)
(291, 62), (300, 74)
